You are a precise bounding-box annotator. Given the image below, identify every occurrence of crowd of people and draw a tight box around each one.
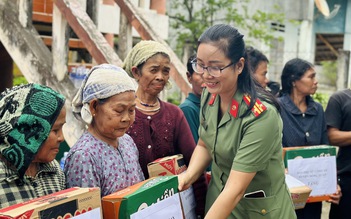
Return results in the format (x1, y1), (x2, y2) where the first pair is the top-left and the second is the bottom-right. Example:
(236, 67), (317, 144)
(0, 23), (349, 219)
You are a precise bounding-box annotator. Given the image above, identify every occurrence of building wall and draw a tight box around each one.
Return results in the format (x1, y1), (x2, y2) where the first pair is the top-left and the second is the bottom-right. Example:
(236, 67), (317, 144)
(165, 0), (351, 89)
(97, 0), (169, 40)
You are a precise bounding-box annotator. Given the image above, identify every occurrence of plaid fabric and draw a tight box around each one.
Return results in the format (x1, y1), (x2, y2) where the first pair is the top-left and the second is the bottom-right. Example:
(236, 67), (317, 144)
(0, 156), (65, 208)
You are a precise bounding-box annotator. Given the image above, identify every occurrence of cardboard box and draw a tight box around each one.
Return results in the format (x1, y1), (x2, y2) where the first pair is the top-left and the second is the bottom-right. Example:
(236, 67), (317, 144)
(102, 176), (179, 219)
(147, 154), (187, 177)
(0, 187), (102, 219)
(286, 174), (312, 209)
(147, 155), (196, 218)
(283, 145), (337, 202)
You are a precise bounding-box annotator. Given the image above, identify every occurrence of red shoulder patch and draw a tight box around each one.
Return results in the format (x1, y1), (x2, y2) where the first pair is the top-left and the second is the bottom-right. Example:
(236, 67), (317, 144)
(230, 99), (239, 118)
(243, 94), (267, 117)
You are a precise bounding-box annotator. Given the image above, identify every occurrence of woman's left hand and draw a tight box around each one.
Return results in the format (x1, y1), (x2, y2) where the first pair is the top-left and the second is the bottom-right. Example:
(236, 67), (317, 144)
(327, 185), (342, 205)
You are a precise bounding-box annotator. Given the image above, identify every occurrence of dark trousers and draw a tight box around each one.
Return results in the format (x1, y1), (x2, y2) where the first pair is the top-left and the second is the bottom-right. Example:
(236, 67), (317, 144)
(296, 202), (322, 219)
(329, 175), (351, 219)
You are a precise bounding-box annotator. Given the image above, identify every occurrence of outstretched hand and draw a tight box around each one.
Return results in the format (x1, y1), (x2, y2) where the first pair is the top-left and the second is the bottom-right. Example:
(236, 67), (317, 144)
(178, 172), (192, 192)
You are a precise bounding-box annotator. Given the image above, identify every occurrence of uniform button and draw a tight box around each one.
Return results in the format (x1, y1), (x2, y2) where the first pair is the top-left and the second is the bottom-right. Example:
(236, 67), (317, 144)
(147, 116), (151, 120)
(302, 113), (305, 117)
(147, 145), (152, 149)
(306, 132), (310, 137)
(261, 209), (267, 215)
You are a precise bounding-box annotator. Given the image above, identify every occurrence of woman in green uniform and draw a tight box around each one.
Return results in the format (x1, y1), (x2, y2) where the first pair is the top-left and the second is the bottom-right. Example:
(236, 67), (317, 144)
(178, 24), (296, 219)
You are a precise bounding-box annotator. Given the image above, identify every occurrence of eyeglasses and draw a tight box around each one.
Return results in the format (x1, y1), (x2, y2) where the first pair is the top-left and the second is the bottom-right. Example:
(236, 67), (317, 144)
(191, 61), (234, 77)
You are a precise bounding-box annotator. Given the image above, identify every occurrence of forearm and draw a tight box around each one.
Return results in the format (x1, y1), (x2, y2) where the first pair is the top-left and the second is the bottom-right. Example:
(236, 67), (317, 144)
(205, 170), (256, 219)
(205, 187), (243, 219)
(328, 128), (351, 147)
(186, 140), (211, 184)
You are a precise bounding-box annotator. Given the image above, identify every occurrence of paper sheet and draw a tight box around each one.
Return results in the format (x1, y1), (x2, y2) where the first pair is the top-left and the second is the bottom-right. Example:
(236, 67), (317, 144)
(71, 208), (101, 219)
(130, 195), (183, 219)
(285, 174), (306, 188)
(288, 156), (336, 196)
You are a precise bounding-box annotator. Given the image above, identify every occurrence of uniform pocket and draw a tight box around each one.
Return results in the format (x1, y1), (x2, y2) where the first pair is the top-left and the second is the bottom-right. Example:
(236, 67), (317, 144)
(241, 195), (279, 218)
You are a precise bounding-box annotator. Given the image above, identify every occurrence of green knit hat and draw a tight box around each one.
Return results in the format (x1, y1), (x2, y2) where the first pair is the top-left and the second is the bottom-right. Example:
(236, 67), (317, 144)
(0, 83), (65, 178)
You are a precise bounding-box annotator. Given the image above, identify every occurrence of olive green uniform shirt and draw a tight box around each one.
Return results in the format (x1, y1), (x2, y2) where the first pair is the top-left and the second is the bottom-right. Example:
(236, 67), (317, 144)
(199, 89), (296, 218)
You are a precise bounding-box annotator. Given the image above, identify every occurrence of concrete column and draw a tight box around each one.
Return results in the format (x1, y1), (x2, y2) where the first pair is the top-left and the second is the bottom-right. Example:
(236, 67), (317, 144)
(297, 0), (315, 62)
(336, 50), (350, 90)
(298, 20), (315, 62)
(52, 3), (69, 81)
(0, 42), (13, 92)
(103, 0), (115, 48)
(118, 13), (132, 60)
(344, 0), (351, 87)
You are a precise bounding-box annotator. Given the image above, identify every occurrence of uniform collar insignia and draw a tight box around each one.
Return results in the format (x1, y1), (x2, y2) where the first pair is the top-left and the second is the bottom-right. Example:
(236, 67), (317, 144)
(230, 99), (239, 118)
(208, 94), (217, 106)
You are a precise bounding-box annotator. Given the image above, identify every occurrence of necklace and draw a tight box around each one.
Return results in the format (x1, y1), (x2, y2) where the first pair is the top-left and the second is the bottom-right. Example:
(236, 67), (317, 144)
(136, 96), (158, 107)
(136, 105), (161, 112)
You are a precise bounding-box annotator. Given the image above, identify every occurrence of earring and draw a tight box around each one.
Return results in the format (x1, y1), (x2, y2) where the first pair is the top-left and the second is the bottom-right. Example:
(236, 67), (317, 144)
(93, 114), (96, 116)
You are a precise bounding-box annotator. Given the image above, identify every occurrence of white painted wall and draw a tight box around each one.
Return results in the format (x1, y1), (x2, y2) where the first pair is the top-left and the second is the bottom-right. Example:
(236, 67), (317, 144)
(96, 0), (169, 39)
(244, 0), (317, 80)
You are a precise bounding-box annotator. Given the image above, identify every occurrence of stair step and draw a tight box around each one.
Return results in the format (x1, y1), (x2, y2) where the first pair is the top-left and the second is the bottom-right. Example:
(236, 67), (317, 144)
(41, 36), (86, 49)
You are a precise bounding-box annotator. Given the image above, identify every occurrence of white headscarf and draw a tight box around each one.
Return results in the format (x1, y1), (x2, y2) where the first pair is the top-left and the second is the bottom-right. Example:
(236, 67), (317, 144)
(72, 64), (135, 124)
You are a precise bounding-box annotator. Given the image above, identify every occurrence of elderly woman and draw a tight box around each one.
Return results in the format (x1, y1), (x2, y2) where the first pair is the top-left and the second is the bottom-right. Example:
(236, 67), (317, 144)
(65, 64), (144, 197)
(123, 40), (207, 217)
(0, 83), (66, 208)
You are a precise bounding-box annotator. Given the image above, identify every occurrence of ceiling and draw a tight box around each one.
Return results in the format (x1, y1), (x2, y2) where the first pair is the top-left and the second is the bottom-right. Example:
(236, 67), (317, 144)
(315, 33), (344, 63)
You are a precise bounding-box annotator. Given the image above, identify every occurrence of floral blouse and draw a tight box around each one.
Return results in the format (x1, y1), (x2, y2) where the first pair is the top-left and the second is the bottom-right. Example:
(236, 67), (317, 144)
(64, 131), (144, 197)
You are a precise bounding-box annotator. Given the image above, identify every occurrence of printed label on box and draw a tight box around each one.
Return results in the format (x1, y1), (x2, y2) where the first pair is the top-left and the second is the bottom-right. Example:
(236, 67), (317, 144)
(147, 154), (187, 177)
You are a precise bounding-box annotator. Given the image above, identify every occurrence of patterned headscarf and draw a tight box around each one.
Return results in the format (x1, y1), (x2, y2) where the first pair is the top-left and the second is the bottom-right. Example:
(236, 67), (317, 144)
(123, 40), (170, 78)
(72, 64), (135, 125)
(0, 83), (65, 178)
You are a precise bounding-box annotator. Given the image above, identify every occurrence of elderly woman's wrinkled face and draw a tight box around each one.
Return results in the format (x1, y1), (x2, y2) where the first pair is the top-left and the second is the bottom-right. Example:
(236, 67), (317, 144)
(33, 107), (66, 163)
(134, 54), (171, 96)
(92, 91), (136, 141)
